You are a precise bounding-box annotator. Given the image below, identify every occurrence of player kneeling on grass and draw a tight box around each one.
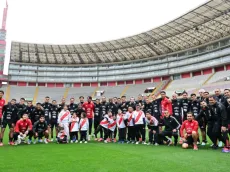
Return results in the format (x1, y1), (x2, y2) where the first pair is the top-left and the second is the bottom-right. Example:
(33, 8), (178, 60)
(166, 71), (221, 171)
(33, 116), (49, 144)
(180, 112), (199, 150)
(160, 110), (180, 146)
(57, 125), (68, 144)
(70, 112), (80, 143)
(79, 112), (89, 143)
(145, 110), (159, 146)
(13, 114), (33, 145)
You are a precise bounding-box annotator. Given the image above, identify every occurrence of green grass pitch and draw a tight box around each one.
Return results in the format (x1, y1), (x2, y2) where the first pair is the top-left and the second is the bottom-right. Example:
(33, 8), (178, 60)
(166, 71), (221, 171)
(0, 130), (229, 172)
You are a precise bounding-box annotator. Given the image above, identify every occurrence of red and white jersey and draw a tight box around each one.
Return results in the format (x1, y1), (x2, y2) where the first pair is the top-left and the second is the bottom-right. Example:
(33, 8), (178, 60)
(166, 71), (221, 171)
(57, 131), (67, 139)
(180, 120), (199, 137)
(100, 114), (110, 128)
(145, 116), (158, 126)
(125, 111), (134, 126)
(133, 110), (145, 125)
(108, 117), (116, 131)
(70, 117), (80, 132)
(116, 114), (126, 128)
(14, 119), (32, 133)
(82, 102), (95, 119)
(58, 110), (71, 124)
(79, 118), (89, 131)
(0, 98), (5, 118)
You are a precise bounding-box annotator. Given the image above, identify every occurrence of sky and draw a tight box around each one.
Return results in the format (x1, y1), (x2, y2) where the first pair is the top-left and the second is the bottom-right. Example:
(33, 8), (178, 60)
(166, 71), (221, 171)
(0, 0), (208, 74)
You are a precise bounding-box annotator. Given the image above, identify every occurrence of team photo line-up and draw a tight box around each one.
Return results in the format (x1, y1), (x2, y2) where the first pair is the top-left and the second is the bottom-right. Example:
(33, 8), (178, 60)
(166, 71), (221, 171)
(0, 88), (229, 152)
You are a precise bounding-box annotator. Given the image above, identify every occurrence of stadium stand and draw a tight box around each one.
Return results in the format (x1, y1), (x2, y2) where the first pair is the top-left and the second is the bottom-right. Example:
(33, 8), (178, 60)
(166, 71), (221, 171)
(207, 70), (230, 84)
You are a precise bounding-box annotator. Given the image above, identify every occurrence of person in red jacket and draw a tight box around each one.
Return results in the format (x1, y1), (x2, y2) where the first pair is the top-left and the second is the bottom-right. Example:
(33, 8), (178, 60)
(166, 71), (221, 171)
(160, 91), (172, 116)
(82, 96), (95, 140)
(180, 112), (199, 150)
(13, 113), (33, 145)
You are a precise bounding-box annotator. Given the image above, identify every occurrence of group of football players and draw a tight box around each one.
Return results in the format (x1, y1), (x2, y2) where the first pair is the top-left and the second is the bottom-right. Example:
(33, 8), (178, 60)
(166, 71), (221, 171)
(0, 88), (229, 152)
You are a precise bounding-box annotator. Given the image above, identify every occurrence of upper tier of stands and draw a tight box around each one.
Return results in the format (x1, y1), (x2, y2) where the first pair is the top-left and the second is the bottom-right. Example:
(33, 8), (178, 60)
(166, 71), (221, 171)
(10, 0), (230, 64)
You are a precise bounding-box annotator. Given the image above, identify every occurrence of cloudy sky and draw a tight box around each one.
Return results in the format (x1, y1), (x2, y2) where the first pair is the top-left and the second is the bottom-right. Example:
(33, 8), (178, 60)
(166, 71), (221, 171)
(0, 0), (208, 73)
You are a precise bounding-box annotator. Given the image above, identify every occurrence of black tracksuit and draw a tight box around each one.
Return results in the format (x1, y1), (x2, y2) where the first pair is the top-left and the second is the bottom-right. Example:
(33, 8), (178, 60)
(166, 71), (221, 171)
(31, 108), (45, 124)
(2, 103), (18, 128)
(50, 105), (59, 128)
(24, 106), (35, 120)
(190, 100), (201, 117)
(68, 103), (78, 115)
(143, 102), (153, 115)
(41, 103), (52, 124)
(180, 99), (191, 121)
(94, 103), (103, 138)
(172, 99), (182, 124)
(33, 121), (48, 138)
(161, 116), (181, 144)
(119, 102), (129, 114)
(15, 103), (27, 118)
(197, 103), (228, 146)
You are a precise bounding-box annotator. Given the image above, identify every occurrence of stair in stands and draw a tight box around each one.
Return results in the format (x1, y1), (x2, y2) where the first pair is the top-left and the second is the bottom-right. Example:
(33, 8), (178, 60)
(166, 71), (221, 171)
(32, 86), (39, 104)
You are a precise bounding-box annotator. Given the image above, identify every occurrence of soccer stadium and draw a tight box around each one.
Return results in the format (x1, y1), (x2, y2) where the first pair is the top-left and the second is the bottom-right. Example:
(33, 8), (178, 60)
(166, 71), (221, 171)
(0, 0), (230, 171)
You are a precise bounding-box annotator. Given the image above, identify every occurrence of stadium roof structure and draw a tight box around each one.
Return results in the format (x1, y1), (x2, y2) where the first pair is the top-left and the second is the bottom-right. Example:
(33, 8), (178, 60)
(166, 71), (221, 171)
(10, 0), (230, 65)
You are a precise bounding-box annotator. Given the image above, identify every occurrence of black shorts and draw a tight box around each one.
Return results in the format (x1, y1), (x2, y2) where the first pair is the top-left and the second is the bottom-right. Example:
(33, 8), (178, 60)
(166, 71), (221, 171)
(37, 131), (46, 138)
(2, 121), (14, 129)
(184, 135), (194, 145)
(198, 120), (206, 130)
(50, 122), (58, 128)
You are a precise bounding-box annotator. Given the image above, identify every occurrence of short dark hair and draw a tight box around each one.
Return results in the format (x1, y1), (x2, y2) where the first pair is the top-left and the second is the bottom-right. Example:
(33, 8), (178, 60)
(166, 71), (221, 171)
(27, 100), (32, 103)
(79, 96), (84, 99)
(224, 89), (230, 92)
(52, 100), (56, 102)
(40, 115), (45, 119)
(45, 96), (50, 99)
(191, 93), (196, 97)
(209, 95), (217, 100)
(20, 98), (25, 101)
(36, 102), (41, 105)
(204, 91), (209, 94)
(81, 112), (86, 118)
(0, 90), (4, 94)
(187, 112), (194, 116)
(70, 97), (75, 100)
(160, 91), (166, 94)
(183, 92), (188, 95)
(11, 99), (16, 102)
(121, 96), (126, 98)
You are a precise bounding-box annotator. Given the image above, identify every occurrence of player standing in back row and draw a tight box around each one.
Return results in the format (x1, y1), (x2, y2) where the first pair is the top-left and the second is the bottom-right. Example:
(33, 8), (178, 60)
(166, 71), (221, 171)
(82, 96), (95, 141)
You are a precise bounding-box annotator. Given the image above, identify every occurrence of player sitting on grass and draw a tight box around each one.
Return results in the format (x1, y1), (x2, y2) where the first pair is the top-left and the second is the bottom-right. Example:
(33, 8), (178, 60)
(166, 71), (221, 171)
(57, 125), (68, 144)
(13, 113), (33, 145)
(180, 112), (199, 150)
(33, 116), (49, 144)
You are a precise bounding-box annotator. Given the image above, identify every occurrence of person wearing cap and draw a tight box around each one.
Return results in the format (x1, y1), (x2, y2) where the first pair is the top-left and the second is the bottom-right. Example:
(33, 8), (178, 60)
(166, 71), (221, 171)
(82, 96), (95, 141)
(145, 110), (159, 146)
(133, 104), (146, 144)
